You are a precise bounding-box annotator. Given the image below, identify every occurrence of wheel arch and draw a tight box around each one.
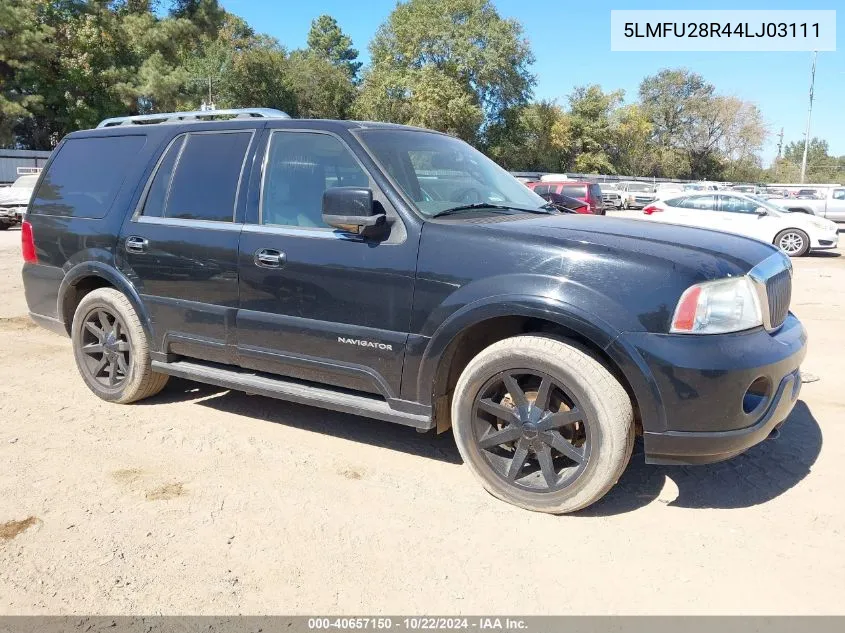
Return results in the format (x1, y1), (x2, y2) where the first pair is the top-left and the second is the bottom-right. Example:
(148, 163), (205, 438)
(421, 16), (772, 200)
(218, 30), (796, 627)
(416, 295), (652, 434)
(57, 262), (151, 338)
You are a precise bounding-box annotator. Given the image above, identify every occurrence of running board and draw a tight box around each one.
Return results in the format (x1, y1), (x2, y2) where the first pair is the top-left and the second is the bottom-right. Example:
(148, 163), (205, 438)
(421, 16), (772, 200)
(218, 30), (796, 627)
(151, 360), (434, 430)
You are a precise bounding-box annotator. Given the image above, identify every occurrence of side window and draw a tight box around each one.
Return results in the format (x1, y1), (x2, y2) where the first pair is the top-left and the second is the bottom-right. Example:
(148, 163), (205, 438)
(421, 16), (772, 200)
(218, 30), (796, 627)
(261, 132), (370, 228)
(679, 195), (717, 210)
(31, 135), (147, 218)
(833, 189), (845, 200)
(531, 185), (550, 195)
(140, 135), (185, 218)
(164, 131), (252, 222)
(719, 195), (758, 214)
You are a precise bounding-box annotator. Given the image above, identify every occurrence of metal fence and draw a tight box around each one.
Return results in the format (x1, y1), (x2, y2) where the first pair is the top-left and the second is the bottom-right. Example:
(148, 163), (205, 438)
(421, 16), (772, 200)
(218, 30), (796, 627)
(0, 149), (52, 185)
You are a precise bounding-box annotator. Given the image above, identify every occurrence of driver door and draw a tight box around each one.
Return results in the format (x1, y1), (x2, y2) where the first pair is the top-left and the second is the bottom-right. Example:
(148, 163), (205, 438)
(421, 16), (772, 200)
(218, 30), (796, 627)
(236, 129), (419, 400)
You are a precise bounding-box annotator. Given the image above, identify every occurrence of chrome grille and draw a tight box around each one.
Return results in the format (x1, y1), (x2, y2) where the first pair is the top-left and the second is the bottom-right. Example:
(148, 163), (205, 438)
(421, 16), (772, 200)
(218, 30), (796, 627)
(766, 268), (792, 329)
(749, 253), (793, 331)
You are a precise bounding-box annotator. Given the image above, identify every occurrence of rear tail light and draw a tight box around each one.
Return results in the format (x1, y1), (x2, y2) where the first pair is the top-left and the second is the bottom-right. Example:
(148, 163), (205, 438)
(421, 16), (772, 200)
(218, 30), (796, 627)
(21, 221), (37, 263)
(643, 205), (662, 215)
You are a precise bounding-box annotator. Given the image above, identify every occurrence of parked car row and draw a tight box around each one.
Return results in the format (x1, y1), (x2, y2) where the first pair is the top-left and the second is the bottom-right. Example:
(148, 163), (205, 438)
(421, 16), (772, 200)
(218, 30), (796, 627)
(518, 176), (839, 257)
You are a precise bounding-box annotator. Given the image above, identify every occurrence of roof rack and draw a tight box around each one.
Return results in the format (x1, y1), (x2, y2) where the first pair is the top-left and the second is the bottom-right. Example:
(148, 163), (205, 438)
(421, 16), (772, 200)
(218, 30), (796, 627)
(96, 108), (290, 128)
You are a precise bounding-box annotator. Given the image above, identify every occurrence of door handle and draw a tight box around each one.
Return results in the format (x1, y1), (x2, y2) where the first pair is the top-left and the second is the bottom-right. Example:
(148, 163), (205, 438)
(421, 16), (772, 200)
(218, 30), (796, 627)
(254, 248), (285, 268)
(125, 236), (148, 254)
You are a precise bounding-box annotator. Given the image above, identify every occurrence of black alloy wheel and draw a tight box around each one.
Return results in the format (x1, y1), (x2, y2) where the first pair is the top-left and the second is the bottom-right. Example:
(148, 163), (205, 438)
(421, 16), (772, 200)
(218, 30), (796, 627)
(79, 307), (132, 388)
(472, 369), (590, 493)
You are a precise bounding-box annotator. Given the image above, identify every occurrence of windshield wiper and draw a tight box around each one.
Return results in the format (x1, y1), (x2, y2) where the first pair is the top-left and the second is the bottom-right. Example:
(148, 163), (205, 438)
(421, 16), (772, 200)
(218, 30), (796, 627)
(430, 203), (518, 218)
(431, 203), (552, 218)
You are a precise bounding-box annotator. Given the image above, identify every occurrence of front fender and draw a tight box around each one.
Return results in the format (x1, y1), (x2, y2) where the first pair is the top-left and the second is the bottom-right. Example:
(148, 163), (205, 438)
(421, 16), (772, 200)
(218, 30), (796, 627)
(57, 260), (152, 338)
(411, 291), (667, 433)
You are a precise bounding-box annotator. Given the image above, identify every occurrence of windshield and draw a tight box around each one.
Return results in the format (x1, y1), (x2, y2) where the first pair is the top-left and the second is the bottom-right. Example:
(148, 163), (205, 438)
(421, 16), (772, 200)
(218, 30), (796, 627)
(12, 175), (38, 188)
(626, 183), (652, 193)
(356, 129), (547, 216)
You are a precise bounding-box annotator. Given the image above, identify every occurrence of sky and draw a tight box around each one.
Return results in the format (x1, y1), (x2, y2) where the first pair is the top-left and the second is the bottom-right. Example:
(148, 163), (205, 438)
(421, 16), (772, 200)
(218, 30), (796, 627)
(219, 0), (844, 166)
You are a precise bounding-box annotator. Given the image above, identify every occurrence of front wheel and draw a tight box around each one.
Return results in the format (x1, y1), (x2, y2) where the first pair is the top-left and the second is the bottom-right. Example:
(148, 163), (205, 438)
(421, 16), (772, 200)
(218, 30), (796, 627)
(775, 228), (810, 257)
(451, 335), (635, 514)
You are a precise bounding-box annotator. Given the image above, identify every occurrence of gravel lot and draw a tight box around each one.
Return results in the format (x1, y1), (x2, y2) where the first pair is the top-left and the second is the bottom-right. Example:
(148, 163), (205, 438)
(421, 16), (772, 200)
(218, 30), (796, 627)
(1, 227), (843, 615)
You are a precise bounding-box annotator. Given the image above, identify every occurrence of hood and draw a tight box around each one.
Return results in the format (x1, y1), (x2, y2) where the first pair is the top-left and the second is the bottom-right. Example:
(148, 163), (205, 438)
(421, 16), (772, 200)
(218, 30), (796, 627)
(778, 210), (835, 229)
(480, 213), (777, 279)
(0, 185), (34, 206)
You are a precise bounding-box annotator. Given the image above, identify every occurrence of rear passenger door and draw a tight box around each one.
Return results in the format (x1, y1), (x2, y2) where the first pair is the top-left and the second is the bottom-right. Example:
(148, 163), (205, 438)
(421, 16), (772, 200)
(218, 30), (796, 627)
(236, 129), (418, 399)
(118, 129), (256, 364)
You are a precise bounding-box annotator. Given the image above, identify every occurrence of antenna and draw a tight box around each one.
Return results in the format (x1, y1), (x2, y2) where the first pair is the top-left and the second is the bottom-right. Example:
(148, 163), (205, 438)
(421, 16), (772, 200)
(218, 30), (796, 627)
(799, 51), (818, 184)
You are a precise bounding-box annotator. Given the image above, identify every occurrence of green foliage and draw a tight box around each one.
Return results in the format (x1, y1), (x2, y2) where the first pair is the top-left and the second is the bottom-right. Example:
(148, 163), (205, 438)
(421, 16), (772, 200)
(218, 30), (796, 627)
(485, 101), (571, 171)
(768, 137), (845, 183)
(0, 3), (811, 183)
(306, 15), (361, 80)
(356, 0), (535, 142)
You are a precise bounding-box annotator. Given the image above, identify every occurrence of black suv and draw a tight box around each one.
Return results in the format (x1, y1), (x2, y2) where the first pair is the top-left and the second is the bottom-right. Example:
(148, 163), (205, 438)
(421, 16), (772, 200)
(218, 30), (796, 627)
(21, 108), (807, 513)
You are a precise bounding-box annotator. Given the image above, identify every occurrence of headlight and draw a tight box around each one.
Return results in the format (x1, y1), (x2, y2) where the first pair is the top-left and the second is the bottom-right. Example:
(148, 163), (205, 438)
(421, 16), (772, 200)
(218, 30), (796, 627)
(670, 277), (763, 334)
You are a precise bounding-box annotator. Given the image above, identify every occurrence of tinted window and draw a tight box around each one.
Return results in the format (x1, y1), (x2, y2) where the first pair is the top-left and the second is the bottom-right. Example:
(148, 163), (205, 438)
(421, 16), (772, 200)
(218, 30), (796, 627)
(719, 195), (759, 214)
(532, 184), (551, 195)
(678, 195), (717, 210)
(561, 185), (587, 198)
(261, 132), (369, 228)
(165, 132), (251, 222)
(31, 135), (146, 218)
(664, 197), (687, 207)
(833, 189), (845, 200)
(141, 136), (185, 218)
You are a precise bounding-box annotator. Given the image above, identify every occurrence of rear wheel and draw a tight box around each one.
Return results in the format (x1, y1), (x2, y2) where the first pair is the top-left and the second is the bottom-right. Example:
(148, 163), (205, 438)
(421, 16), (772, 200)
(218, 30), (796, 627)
(451, 335), (634, 514)
(775, 228), (810, 257)
(71, 288), (169, 403)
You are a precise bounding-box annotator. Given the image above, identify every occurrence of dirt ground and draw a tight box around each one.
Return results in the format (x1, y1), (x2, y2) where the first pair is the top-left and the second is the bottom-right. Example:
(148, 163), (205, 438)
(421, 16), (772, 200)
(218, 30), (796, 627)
(0, 227), (843, 615)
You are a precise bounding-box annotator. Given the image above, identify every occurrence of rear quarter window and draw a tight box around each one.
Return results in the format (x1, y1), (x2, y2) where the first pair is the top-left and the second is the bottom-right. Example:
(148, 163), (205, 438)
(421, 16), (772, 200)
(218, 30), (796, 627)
(30, 135), (146, 218)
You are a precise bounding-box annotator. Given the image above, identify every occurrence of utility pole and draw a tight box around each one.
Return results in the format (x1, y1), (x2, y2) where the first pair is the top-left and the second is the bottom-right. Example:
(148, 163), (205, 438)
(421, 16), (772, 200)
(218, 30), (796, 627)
(800, 51), (818, 184)
(776, 128), (784, 158)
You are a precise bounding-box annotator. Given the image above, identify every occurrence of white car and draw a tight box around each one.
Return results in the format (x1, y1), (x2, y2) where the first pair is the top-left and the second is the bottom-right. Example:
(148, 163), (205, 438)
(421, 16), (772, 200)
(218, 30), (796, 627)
(0, 174), (39, 229)
(641, 192), (839, 257)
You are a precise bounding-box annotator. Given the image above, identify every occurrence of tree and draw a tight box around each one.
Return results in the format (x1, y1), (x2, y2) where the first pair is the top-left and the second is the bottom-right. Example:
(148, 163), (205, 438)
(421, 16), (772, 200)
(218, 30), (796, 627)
(567, 85), (622, 174)
(356, 0), (534, 141)
(485, 101), (572, 171)
(169, 0), (224, 38)
(637, 68), (768, 180)
(777, 137), (845, 183)
(285, 51), (356, 119)
(610, 104), (655, 177)
(639, 68), (714, 148)
(0, 0), (55, 146)
(306, 15), (361, 80)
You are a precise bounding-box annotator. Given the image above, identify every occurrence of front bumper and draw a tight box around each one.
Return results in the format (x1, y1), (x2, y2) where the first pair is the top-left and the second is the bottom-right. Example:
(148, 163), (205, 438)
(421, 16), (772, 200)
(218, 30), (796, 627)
(616, 315), (807, 465)
(811, 228), (839, 250)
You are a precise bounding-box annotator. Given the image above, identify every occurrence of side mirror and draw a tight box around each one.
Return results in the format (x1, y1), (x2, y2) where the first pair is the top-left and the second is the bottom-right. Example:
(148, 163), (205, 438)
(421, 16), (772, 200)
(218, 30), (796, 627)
(755, 208), (768, 217)
(322, 187), (386, 237)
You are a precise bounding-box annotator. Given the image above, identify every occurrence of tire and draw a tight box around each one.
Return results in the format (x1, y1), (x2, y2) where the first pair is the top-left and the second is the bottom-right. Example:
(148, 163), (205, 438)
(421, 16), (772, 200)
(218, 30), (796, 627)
(451, 335), (635, 514)
(71, 287), (169, 403)
(0, 223), (10, 231)
(774, 228), (810, 257)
